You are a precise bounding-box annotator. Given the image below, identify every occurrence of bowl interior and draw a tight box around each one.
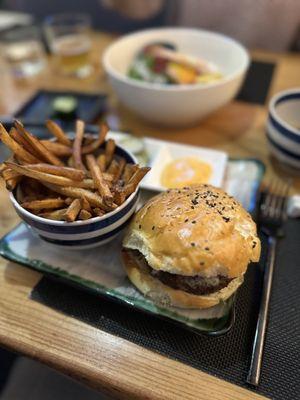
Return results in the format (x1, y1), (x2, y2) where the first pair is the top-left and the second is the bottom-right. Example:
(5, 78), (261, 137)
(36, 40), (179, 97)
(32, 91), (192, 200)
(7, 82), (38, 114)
(104, 28), (249, 84)
(275, 96), (300, 133)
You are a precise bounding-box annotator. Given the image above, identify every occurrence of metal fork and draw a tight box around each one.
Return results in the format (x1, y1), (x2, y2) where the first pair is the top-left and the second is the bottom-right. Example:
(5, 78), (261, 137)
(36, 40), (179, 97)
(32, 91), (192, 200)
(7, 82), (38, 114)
(247, 178), (291, 386)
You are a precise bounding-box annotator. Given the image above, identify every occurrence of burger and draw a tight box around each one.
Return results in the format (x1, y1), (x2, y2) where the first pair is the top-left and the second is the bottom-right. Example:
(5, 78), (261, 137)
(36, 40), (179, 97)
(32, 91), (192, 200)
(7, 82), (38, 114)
(122, 184), (261, 309)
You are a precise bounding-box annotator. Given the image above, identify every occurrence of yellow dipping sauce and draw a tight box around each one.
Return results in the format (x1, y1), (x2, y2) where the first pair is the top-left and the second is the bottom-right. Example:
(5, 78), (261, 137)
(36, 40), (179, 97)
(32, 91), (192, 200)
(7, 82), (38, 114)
(161, 157), (212, 189)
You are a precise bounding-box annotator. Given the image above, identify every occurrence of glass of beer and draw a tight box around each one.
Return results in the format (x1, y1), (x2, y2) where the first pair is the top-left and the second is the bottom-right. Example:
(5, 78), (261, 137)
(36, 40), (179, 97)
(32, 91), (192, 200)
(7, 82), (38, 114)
(44, 13), (92, 78)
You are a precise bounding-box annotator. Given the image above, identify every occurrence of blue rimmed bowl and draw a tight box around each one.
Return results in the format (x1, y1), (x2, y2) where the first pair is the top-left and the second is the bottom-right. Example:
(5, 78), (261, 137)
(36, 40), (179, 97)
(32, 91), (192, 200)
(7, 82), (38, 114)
(10, 144), (140, 249)
(267, 88), (300, 169)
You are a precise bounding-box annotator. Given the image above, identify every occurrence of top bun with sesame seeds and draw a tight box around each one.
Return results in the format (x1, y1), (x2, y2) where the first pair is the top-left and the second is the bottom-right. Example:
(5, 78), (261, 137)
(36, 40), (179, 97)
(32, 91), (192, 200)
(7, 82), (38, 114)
(122, 184), (261, 309)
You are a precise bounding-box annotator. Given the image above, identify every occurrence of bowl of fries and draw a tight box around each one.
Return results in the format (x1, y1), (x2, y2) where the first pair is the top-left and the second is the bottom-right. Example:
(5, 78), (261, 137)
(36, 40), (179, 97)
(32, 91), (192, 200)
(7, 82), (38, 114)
(0, 120), (150, 249)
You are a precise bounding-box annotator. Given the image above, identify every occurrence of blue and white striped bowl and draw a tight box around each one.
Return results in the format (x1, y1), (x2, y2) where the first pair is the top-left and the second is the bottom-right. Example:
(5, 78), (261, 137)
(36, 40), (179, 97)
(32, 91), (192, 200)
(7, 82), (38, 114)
(267, 88), (300, 169)
(10, 144), (140, 249)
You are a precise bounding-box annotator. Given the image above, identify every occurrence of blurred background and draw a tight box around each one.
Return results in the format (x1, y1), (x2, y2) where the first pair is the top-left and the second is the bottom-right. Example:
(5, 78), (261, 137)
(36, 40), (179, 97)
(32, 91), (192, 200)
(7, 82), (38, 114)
(0, 0), (299, 399)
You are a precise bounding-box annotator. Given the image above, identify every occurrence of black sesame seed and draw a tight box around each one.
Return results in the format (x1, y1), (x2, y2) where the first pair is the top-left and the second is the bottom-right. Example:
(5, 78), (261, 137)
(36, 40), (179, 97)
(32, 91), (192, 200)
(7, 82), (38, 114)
(191, 206), (195, 209)
(191, 242), (195, 247)
(205, 247), (209, 251)
(192, 220), (196, 224)
(252, 241), (257, 248)
(184, 218), (189, 223)
(152, 226), (155, 230)
(139, 224), (141, 229)
(223, 217), (230, 223)
(200, 261), (205, 266)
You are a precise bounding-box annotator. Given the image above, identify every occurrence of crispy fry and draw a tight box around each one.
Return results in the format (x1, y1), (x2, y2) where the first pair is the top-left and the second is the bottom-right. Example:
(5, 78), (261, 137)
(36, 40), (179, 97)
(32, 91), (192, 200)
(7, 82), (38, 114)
(25, 163), (85, 181)
(1, 168), (20, 180)
(97, 153), (106, 172)
(39, 208), (68, 221)
(0, 123), (40, 164)
(5, 176), (21, 191)
(78, 209), (92, 220)
(21, 198), (65, 210)
(93, 207), (105, 217)
(9, 127), (41, 159)
(46, 120), (72, 146)
(6, 162), (94, 189)
(73, 119), (85, 170)
(65, 197), (73, 205)
(81, 196), (92, 212)
(65, 198), (81, 222)
(86, 154), (113, 204)
(82, 123), (108, 154)
(108, 158), (126, 183)
(105, 138), (116, 167)
(122, 164), (139, 184)
(67, 156), (74, 167)
(42, 182), (116, 210)
(16, 125), (64, 167)
(113, 189), (126, 206)
(40, 141), (73, 156)
(114, 167), (150, 203)
(128, 166), (151, 186)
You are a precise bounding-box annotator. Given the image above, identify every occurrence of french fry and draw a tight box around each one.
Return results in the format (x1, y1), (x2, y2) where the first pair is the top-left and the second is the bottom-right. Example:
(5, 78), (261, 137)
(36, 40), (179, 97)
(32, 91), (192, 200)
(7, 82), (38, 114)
(81, 196), (92, 212)
(5, 176), (21, 191)
(113, 188), (126, 206)
(73, 119), (85, 170)
(39, 208), (68, 221)
(114, 167), (150, 203)
(1, 168), (20, 180)
(9, 127), (41, 159)
(86, 154), (113, 204)
(65, 198), (81, 222)
(122, 164), (139, 184)
(67, 156), (74, 167)
(93, 207), (105, 217)
(108, 158), (126, 183)
(15, 123), (64, 167)
(0, 119), (151, 222)
(64, 197), (73, 205)
(40, 141), (73, 156)
(0, 123), (40, 164)
(42, 182), (116, 210)
(105, 138), (115, 167)
(25, 163), (85, 181)
(46, 120), (72, 146)
(97, 153), (106, 172)
(5, 162), (94, 189)
(21, 198), (65, 210)
(78, 209), (92, 220)
(82, 123), (108, 154)
(128, 166), (151, 186)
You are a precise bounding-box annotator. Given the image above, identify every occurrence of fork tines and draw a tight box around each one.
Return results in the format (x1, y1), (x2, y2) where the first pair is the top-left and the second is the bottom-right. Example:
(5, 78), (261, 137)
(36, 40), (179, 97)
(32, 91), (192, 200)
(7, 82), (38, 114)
(260, 178), (291, 222)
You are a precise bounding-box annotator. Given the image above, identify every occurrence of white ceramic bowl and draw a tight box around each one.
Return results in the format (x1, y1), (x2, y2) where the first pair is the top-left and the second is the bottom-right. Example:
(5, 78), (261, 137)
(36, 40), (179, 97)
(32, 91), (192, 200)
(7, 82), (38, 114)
(103, 27), (249, 126)
(10, 143), (139, 249)
(267, 88), (300, 169)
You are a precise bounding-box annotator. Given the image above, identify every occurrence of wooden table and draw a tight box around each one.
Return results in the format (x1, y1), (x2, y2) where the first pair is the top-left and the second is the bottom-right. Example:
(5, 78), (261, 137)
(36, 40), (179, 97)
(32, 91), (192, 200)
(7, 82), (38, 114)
(0, 32), (299, 400)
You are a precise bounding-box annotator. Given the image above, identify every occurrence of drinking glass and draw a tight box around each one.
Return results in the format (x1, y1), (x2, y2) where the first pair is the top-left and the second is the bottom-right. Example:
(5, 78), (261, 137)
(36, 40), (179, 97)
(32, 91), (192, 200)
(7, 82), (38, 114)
(44, 13), (92, 78)
(0, 26), (46, 78)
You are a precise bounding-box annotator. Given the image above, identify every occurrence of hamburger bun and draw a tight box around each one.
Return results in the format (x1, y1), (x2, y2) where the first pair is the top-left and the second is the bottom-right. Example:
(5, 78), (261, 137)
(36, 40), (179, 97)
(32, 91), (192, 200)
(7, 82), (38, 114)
(122, 184), (260, 309)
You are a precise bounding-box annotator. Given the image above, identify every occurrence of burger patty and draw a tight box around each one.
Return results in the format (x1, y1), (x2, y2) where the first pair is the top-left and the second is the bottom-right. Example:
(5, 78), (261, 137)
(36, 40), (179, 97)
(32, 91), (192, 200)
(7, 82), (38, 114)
(125, 249), (232, 295)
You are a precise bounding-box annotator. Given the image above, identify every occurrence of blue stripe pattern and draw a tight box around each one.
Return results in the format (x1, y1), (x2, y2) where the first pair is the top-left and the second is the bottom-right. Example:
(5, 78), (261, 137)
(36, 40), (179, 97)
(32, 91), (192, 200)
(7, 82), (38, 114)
(269, 115), (300, 144)
(38, 218), (132, 246)
(16, 191), (139, 234)
(266, 131), (300, 160)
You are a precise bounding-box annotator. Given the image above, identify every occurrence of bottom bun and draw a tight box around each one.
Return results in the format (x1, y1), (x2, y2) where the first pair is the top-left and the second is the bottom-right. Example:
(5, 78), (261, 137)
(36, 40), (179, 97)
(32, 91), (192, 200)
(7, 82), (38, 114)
(122, 250), (243, 309)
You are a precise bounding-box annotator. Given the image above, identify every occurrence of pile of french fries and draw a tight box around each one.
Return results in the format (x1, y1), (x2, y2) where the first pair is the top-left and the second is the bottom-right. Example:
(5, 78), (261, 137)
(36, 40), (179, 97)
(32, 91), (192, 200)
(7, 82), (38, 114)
(0, 120), (150, 222)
